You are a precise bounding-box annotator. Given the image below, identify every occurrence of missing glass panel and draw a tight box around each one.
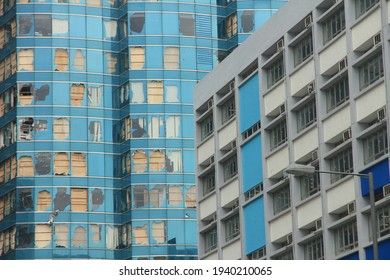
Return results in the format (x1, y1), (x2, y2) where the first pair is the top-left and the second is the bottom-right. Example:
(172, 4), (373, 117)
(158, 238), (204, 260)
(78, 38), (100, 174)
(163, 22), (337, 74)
(37, 190), (51, 211)
(53, 118), (69, 140)
(88, 86), (102, 106)
(19, 118), (34, 140)
(104, 20), (118, 38)
(72, 50), (85, 71)
(18, 49), (34, 71)
(91, 224), (101, 243)
(18, 156), (34, 176)
(35, 152), (51, 175)
(133, 185), (147, 208)
(149, 150), (165, 172)
(91, 188), (104, 211)
(54, 152), (69, 175)
(149, 185), (165, 208)
(35, 14), (52, 36)
(131, 118), (147, 138)
(71, 153), (87, 176)
(166, 116), (180, 138)
(134, 224), (148, 245)
(152, 222), (165, 243)
(19, 83), (34, 106)
(89, 121), (102, 142)
(18, 15), (32, 35)
(52, 18), (68, 35)
(132, 151), (147, 173)
(35, 224), (52, 248)
(35, 84), (49, 101)
(168, 186), (183, 206)
(70, 83), (85, 106)
(166, 85), (179, 102)
(179, 14), (195, 36)
(53, 188), (70, 211)
(54, 48), (69, 71)
(185, 186), (196, 207)
(130, 47), (145, 69)
(148, 116), (163, 138)
(71, 188), (87, 212)
(86, 0), (101, 6)
(164, 47), (179, 69)
(241, 10), (254, 33)
(131, 82), (144, 103)
(17, 225), (34, 248)
(166, 151), (182, 172)
(54, 224), (68, 248)
(147, 81), (163, 103)
(105, 52), (117, 73)
(130, 13), (145, 33)
(19, 189), (33, 211)
(72, 226), (87, 247)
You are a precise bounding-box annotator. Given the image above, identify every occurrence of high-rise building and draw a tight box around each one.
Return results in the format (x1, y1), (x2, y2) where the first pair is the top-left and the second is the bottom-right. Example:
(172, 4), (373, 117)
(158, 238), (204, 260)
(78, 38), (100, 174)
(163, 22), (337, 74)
(194, 0), (390, 260)
(0, 0), (286, 259)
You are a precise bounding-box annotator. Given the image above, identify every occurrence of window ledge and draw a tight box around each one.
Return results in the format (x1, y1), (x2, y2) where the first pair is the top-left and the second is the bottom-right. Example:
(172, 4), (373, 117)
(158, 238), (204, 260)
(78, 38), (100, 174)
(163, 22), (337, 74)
(327, 212), (356, 230)
(268, 208), (291, 223)
(198, 132), (214, 147)
(201, 247), (218, 259)
(218, 115), (236, 132)
(220, 174), (238, 189)
(297, 229), (323, 245)
(318, 29), (346, 54)
(293, 121), (317, 141)
(321, 98), (350, 122)
(295, 191), (321, 208)
(335, 246), (359, 260)
(267, 141), (288, 157)
(263, 77), (285, 95)
(222, 234), (241, 249)
(356, 78), (384, 99)
(199, 188), (216, 203)
(241, 127), (261, 145)
(289, 55), (314, 76)
(325, 174), (354, 193)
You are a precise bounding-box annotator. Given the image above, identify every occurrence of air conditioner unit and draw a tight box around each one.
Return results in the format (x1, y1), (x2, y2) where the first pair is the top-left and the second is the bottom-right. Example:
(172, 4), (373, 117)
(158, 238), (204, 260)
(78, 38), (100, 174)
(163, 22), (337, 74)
(231, 140), (237, 149)
(207, 99), (214, 110)
(383, 184), (390, 198)
(229, 81), (235, 92)
(304, 15), (313, 29)
(279, 103), (286, 115)
(307, 82), (315, 95)
(342, 128), (352, 142)
(338, 58), (348, 72)
(209, 213), (217, 223)
(277, 38), (284, 52)
(286, 234), (292, 245)
(377, 107), (386, 122)
(311, 150), (319, 161)
(347, 201), (356, 214)
(231, 199), (239, 211)
(209, 155), (215, 165)
(373, 33), (381, 47)
(315, 219), (322, 231)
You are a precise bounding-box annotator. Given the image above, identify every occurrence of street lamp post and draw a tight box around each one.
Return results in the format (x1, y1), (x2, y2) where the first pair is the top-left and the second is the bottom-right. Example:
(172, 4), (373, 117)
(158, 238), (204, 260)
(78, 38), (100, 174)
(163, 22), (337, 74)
(285, 164), (378, 260)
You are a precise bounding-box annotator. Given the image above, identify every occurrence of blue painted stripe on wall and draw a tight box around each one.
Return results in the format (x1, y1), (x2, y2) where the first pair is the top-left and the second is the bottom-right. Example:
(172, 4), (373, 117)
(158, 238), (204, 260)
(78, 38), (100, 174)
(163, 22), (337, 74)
(241, 133), (263, 193)
(244, 196), (266, 254)
(360, 159), (390, 196)
(239, 72), (260, 133)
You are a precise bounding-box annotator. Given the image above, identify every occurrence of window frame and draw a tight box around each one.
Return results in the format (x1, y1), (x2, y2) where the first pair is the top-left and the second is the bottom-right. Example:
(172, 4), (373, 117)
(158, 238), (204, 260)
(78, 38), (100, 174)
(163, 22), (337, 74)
(221, 96), (236, 125)
(224, 213), (240, 242)
(270, 119), (287, 151)
(204, 227), (217, 253)
(294, 33), (313, 67)
(326, 76), (349, 112)
(304, 236), (324, 260)
(223, 155), (237, 182)
(355, 0), (380, 19)
(359, 52), (384, 90)
(296, 99), (316, 133)
(267, 56), (284, 88)
(334, 220), (358, 255)
(329, 147), (353, 183)
(200, 114), (214, 141)
(363, 127), (388, 165)
(323, 8), (345, 45)
(273, 185), (290, 215)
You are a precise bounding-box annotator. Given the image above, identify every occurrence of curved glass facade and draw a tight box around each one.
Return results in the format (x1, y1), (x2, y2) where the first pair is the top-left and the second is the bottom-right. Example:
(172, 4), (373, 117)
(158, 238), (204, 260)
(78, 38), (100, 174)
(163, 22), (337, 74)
(0, 0), (286, 259)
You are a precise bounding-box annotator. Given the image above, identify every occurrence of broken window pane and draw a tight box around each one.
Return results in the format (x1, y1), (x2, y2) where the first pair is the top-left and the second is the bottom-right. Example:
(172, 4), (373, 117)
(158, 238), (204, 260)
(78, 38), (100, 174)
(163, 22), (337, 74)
(152, 222), (165, 244)
(54, 48), (69, 71)
(118, 16), (128, 40)
(4, 22), (11, 43)
(179, 13), (195, 36)
(19, 117), (34, 140)
(18, 83), (34, 106)
(72, 49), (85, 71)
(91, 224), (102, 243)
(71, 153), (87, 176)
(129, 47), (145, 69)
(53, 187), (70, 211)
(147, 81), (163, 103)
(36, 190), (52, 212)
(70, 83), (85, 106)
(133, 185), (147, 208)
(54, 224), (68, 248)
(131, 117), (147, 138)
(18, 156), (34, 176)
(105, 52), (117, 73)
(88, 86), (103, 107)
(0, 27), (4, 49)
(35, 84), (49, 101)
(106, 225), (119, 249)
(86, 0), (101, 6)
(5, 55), (11, 78)
(54, 152), (69, 175)
(130, 82), (144, 103)
(89, 121), (102, 142)
(134, 224), (148, 245)
(166, 85), (179, 103)
(18, 15), (33, 36)
(240, 10), (254, 33)
(166, 150), (182, 172)
(185, 186), (196, 207)
(18, 49), (34, 71)
(149, 150), (165, 172)
(168, 186), (183, 206)
(149, 185), (165, 208)
(35, 224), (52, 248)
(0, 197), (4, 221)
(148, 116), (163, 138)
(132, 150), (147, 173)
(35, 152), (51, 175)
(19, 188), (33, 211)
(164, 47), (179, 69)
(11, 51), (16, 75)
(119, 82), (129, 106)
(226, 13), (238, 38)
(35, 14), (52, 36)
(0, 61), (4, 82)
(166, 116), (180, 138)
(71, 188), (87, 212)
(104, 20), (117, 39)
(91, 188), (104, 211)
(52, 18), (69, 35)
(130, 13), (145, 33)
(53, 118), (69, 140)
(119, 48), (129, 73)
(17, 225), (34, 248)
(72, 226), (87, 247)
